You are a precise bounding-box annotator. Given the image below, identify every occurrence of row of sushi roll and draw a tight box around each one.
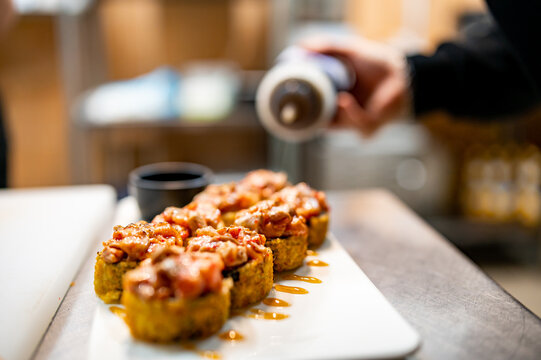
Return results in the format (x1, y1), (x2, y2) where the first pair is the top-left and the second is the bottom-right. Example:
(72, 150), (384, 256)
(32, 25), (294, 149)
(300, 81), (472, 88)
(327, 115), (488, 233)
(93, 169), (329, 342)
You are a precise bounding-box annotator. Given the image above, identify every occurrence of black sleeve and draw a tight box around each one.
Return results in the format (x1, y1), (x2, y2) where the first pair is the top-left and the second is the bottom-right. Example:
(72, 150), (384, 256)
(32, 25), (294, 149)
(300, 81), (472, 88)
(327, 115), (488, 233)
(407, 1), (541, 119)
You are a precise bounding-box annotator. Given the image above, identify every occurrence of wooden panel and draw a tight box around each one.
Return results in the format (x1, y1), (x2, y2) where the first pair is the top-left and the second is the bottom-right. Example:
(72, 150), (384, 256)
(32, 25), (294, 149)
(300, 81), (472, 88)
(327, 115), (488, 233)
(227, 0), (270, 69)
(99, 0), (234, 80)
(161, 0), (231, 66)
(99, 0), (167, 80)
(428, 0), (486, 47)
(0, 16), (69, 187)
(83, 125), (267, 193)
(345, 0), (402, 41)
(345, 0), (486, 49)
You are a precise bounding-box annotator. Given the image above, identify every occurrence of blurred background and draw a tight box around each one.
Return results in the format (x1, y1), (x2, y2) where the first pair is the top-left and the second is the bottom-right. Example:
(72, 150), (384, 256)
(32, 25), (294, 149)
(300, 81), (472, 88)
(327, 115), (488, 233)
(0, 0), (540, 315)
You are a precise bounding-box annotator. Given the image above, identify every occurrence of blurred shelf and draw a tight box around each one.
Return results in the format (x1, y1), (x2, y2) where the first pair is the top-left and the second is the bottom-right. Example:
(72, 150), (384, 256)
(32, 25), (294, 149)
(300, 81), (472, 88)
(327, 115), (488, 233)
(428, 216), (540, 264)
(428, 216), (539, 246)
(70, 100), (268, 191)
(74, 102), (262, 131)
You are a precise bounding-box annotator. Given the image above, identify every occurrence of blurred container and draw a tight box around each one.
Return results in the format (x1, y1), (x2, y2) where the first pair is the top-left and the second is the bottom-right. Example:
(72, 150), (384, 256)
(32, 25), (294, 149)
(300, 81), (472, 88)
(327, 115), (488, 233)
(256, 46), (354, 142)
(177, 63), (240, 123)
(461, 143), (541, 227)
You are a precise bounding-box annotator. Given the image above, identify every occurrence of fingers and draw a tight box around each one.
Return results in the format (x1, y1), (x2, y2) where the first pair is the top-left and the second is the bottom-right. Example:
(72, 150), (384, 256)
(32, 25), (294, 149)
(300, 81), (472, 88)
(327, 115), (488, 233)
(331, 61), (408, 137)
(300, 37), (358, 58)
(332, 92), (381, 137)
(365, 73), (409, 124)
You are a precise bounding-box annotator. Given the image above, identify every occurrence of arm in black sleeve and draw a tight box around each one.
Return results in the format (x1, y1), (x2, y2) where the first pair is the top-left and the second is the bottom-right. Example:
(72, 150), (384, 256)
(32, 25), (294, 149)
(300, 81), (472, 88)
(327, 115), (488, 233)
(407, 1), (541, 119)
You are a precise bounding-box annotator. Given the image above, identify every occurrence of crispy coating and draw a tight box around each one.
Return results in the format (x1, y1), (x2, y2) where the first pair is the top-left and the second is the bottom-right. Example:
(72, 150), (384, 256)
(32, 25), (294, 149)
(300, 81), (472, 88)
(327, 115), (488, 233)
(122, 278), (232, 342)
(307, 213), (329, 248)
(94, 255), (138, 303)
(225, 248), (273, 309)
(239, 169), (289, 199)
(234, 199), (308, 239)
(265, 235), (308, 272)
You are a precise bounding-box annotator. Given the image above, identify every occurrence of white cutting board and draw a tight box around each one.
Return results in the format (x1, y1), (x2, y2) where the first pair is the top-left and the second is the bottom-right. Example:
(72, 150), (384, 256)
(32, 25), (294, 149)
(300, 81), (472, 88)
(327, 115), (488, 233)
(0, 185), (116, 360)
(89, 197), (421, 360)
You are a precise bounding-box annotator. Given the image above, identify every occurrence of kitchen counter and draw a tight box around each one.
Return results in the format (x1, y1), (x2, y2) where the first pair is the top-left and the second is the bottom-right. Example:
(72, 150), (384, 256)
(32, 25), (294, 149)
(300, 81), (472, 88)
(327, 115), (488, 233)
(34, 190), (541, 360)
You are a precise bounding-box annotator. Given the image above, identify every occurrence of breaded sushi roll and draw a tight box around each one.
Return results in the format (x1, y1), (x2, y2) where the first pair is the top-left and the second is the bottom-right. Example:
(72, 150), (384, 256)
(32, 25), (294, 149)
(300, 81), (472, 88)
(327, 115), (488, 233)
(238, 169), (289, 199)
(94, 221), (187, 303)
(187, 226), (273, 309)
(193, 183), (259, 226)
(234, 200), (308, 272)
(122, 248), (232, 342)
(272, 182), (329, 248)
(152, 201), (223, 234)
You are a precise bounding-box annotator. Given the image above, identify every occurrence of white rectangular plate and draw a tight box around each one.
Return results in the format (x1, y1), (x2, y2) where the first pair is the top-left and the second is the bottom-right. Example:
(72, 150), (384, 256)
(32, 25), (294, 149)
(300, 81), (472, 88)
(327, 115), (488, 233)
(0, 185), (116, 360)
(89, 230), (420, 359)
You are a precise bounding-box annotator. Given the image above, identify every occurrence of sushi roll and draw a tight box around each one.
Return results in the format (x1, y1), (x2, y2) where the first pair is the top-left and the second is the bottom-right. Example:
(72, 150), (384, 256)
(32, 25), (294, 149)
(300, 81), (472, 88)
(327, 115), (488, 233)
(238, 169), (289, 199)
(122, 247), (232, 342)
(193, 183), (259, 226)
(152, 201), (223, 233)
(94, 221), (187, 304)
(234, 200), (308, 272)
(187, 226), (273, 309)
(271, 182), (330, 248)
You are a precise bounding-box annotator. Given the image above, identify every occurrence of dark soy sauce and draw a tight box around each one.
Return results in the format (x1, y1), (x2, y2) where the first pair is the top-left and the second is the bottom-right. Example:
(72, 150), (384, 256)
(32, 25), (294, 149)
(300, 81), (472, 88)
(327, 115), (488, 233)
(141, 172), (202, 182)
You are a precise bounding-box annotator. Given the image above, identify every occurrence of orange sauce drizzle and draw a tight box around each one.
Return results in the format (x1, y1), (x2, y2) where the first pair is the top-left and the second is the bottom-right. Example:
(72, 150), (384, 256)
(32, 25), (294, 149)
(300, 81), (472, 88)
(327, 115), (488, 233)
(274, 284), (309, 294)
(181, 342), (221, 359)
(262, 297), (291, 307)
(306, 249), (319, 256)
(282, 274), (322, 284)
(307, 259), (328, 267)
(109, 306), (126, 320)
(219, 330), (244, 341)
(247, 308), (289, 320)
(198, 350), (222, 359)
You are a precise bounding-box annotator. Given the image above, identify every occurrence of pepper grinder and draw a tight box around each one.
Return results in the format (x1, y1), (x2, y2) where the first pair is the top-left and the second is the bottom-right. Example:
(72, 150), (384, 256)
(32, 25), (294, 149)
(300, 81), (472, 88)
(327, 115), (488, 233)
(256, 46), (354, 142)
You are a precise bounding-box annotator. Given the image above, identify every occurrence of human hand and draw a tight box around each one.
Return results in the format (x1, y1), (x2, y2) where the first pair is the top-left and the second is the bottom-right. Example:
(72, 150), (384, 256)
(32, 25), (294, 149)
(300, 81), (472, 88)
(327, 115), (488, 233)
(302, 37), (410, 137)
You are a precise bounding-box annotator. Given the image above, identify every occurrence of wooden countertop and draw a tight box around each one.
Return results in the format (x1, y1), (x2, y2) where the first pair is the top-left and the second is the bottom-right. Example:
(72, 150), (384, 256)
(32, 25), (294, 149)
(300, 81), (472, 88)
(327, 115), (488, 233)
(33, 190), (541, 360)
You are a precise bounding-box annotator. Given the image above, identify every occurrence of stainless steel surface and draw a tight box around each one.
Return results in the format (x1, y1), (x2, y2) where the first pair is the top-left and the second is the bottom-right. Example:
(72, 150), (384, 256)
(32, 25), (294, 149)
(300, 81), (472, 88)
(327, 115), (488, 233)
(330, 190), (541, 360)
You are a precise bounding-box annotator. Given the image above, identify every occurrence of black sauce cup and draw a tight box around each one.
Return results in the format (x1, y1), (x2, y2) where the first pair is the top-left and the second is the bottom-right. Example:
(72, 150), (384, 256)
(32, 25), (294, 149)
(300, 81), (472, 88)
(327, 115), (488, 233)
(129, 162), (213, 221)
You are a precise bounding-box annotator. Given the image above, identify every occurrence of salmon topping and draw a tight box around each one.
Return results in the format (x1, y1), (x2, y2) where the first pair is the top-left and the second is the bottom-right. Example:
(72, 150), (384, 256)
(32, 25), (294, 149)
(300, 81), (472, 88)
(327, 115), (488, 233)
(101, 221), (186, 263)
(187, 226), (267, 267)
(193, 182), (260, 213)
(239, 169), (289, 199)
(152, 202), (222, 235)
(234, 200), (308, 239)
(124, 248), (225, 300)
(271, 182), (329, 220)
